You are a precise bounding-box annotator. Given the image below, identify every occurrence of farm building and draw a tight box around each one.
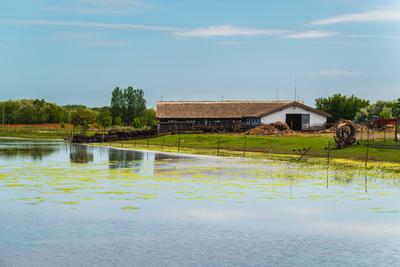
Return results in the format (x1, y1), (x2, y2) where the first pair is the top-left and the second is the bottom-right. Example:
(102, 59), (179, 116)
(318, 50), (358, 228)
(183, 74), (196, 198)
(156, 100), (331, 133)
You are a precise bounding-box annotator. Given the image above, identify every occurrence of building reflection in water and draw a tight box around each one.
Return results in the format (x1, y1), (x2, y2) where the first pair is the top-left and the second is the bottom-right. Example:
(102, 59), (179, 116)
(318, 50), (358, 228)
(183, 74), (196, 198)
(108, 148), (184, 176)
(66, 142), (186, 176)
(108, 148), (157, 176)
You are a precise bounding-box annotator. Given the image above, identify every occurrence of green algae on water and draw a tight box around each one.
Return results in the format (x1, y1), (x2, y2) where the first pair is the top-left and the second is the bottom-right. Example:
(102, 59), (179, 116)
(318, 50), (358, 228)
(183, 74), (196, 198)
(121, 206), (139, 211)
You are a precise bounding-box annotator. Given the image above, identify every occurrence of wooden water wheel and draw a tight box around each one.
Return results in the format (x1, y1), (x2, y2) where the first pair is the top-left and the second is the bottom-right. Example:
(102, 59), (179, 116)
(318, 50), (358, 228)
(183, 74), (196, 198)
(334, 122), (357, 148)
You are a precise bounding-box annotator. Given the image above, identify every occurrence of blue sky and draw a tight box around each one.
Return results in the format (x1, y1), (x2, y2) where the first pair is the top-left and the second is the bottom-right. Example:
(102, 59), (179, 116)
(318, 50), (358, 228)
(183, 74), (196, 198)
(0, 0), (399, 107)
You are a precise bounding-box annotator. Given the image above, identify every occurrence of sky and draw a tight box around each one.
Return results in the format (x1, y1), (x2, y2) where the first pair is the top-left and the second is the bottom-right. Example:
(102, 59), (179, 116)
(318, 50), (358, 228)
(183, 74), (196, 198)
(0, 0), (399, 107)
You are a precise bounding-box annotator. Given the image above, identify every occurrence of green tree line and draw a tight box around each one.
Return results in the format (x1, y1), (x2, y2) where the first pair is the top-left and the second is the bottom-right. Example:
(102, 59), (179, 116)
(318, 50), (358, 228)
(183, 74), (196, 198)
(0, 99), (70, 124)
(110, 86), (149, 127)
(0, 86), (157, 129)
(1, 92), (398, 128)
(315, 94), (400, 123)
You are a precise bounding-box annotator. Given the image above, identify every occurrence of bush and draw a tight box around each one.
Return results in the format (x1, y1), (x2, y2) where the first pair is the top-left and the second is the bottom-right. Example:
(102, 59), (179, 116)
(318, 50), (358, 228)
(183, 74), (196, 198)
(71, 108), (96, 134)
(96, 110), (112, 129)
(132, 118), (145, 129)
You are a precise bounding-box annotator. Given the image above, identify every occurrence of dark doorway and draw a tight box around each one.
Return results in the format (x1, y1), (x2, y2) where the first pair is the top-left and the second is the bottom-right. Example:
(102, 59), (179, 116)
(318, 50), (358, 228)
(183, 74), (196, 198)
(286, 114), (302, 131)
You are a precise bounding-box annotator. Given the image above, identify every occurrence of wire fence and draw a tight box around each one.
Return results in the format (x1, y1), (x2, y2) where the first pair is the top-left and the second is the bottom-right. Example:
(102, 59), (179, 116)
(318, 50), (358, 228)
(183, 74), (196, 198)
(110, 132), (400, 168)
(355, 126), (398, 143)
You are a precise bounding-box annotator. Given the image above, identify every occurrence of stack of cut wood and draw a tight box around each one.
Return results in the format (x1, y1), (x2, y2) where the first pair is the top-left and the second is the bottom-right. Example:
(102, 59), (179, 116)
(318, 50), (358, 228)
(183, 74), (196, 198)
(245, 121), (294, 136)
(271, 121), (292, 132)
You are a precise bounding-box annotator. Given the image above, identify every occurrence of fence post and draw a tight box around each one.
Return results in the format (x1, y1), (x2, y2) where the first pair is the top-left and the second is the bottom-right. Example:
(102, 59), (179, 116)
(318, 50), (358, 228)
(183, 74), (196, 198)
(368, 128), (370, 142)
(395, 119), (399, 142)
(177, 137), (181, 152)
(297, 147), (311, 162)
(146, 138), (149, 149)
(327, 140), (331, 165)
(133, 137), (136, 148)
(384, 126), (386, 143)
(360, 126), (363, 141)
(161, 136), (165, 151)
(216, 137), (220, 156)
(242, 136), (247, 157)
(364, 143), (370, 168)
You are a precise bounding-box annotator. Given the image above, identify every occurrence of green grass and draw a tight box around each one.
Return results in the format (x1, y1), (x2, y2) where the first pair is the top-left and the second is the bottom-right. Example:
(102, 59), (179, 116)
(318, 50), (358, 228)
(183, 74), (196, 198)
(1, 124), (399, 166)
(0, 125), (71, 139)
(110, 134), (400, 164)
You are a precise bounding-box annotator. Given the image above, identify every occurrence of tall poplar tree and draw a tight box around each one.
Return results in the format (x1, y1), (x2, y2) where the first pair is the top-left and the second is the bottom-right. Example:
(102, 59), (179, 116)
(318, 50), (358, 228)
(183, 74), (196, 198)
(110, 87), (123, 125)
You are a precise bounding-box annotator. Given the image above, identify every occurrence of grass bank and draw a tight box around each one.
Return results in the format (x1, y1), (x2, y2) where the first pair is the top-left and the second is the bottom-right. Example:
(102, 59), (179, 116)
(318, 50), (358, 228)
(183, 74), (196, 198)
(99, 134), (400, 170)
(1, 124), (398, 170)
(0, 124), (72, 139)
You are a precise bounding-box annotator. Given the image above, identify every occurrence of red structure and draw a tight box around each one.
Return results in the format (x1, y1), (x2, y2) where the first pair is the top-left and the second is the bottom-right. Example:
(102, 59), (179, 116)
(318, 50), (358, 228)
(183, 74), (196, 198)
(372, 118), (397, 128)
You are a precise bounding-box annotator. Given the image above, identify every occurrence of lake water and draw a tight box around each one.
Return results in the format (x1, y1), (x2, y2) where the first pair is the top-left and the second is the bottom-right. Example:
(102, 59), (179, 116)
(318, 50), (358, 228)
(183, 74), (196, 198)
(0, 139), (399, 266)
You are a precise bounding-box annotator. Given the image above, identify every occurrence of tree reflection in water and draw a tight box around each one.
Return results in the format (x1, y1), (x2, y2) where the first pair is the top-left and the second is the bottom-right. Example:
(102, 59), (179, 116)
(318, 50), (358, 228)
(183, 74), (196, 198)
(69, 145), (94, 164)
(0, 140), (59, 161)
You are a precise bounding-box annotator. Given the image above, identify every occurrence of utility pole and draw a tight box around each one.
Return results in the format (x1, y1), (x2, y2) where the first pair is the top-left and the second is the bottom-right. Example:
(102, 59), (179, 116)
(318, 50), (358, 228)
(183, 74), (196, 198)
(2, 105), (4, 125)
(276, 81), (279, 101)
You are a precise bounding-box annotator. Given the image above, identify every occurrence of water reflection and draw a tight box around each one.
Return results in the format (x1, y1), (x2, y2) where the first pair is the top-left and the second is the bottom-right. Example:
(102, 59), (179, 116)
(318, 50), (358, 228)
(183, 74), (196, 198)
(109, 148), (158, 175)
(0, 139), (190, 177)
(0, 139), (60, 160)
(69, 145), (94, 164)
(332, 173), (354, 184)
(108, 148), (182, 175)
(66, 144), (183, 176)
(108, 148), (144, 169)
(1, 140), (400, 267)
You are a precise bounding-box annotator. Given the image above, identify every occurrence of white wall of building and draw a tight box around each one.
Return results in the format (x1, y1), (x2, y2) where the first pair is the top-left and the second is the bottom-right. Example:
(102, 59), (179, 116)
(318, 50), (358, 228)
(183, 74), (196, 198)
(260, 106), (327, 128)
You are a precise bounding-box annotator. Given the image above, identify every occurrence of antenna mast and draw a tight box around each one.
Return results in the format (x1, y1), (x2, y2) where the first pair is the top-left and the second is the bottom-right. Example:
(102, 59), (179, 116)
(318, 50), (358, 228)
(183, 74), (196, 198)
(276, 81), (279, 101)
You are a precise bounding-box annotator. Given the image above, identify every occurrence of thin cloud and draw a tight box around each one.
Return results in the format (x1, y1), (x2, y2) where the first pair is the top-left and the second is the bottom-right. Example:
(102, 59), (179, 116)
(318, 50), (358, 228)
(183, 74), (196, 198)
(0, 19), (181, 32)
(174, 24), (287, 38)
(55, 32), (129, 47)
(3, 19), (389, 42)
(312, 69), (365, 77)
(43, 0), (145, 14)
(310, 8), (400, 25)
(345, 34), (400, 40)
(284, 30), (337, 39)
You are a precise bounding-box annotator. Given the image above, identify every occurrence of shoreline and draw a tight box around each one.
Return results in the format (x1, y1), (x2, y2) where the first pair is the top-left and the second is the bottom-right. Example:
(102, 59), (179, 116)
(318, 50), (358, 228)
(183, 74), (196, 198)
(90, 142), (400, 173)
(0, 136), (64, 141)
(1, 135), (399, 172)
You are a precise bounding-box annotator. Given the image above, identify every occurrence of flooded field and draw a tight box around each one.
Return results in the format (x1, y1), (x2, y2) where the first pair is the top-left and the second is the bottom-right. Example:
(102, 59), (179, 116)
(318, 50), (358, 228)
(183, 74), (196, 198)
(0, 139), (399, 266)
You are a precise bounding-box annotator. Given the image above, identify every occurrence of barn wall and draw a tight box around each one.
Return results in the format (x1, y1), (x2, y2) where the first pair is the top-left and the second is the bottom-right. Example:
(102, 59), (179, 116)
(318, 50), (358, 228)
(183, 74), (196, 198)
(260, 106), (327, 129)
